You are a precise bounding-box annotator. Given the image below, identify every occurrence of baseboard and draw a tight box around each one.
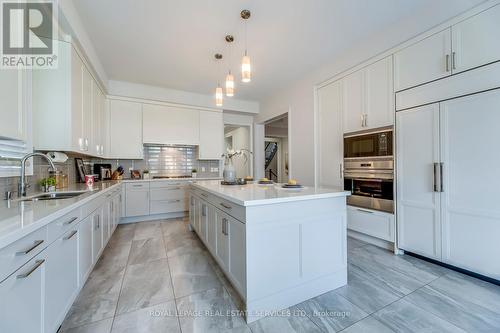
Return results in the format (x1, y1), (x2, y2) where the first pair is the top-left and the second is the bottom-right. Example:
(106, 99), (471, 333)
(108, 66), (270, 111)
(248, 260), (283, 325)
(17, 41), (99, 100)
(120, 212), (186, 224)
(347, 229), (395, 251)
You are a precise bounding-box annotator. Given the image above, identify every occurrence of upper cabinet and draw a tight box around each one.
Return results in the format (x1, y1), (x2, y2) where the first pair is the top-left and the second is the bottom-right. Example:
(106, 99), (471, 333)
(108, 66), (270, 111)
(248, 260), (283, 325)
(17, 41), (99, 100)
(199, 111), (223, 160)
(0, 69), (28, 142)
(143, 104), (200, 145)
(342, 55), (394, 133)
(451, 4), (500, 74)
(394, 29), (452, 92)
(108, 99), (143, 159)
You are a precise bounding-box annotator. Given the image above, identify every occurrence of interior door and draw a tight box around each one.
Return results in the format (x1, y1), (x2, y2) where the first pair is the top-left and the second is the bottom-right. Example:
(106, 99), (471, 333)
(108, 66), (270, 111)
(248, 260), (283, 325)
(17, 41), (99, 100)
(396, 103), (442, 260)
(451, 4), (500, 74)
(440, 89), (500, 279)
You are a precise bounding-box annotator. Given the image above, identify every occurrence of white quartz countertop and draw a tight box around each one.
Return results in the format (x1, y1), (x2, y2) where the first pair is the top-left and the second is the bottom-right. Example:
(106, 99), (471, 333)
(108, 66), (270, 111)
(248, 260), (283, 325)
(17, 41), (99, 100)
(121, 177), (221, 182)
(0, 181), (121, 249)
(191, 180), (350, 206)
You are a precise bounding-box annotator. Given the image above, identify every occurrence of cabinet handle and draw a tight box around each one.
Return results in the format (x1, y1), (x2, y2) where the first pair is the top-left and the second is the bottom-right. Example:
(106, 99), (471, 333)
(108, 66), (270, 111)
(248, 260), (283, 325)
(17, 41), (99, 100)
(440, 162), (444, 192)
(364, 114), (368, 127)
(17, 259), (45, 279)
(202, 204), (207, 217)
(356, 208), (374, 214)
(433, 162), (439, 192)
(132, 184), (143, 187)
(360, 114), (365, 127)
(340, 163), (343, 179)
(63, 230), (78, 240)
(222, 218), (228, 235)
(167, 187), (181, 191)
(445, 54), (450, 72)
(63, 216), (79, 225)
(16, 240), (44, 256)
(220, 203), (232, 210)
(452, 52), (456, 70)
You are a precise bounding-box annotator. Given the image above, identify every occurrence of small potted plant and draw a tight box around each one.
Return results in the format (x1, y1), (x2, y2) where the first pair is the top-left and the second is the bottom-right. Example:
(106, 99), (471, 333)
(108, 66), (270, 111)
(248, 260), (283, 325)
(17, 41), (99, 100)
(143, 170), (150, 179)
(38, 177), (56, 192)
(191, 168), (198, 178)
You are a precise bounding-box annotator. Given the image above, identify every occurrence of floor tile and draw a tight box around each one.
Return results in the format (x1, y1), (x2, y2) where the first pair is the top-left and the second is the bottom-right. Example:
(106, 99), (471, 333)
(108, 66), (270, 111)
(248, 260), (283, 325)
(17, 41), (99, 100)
(340, 315), (395, 332)
(62, 293), (119, 330)
(347, 237), (369, 252)
(111, 301), (181, 333)
(168, 252), (222, 298)
(176, 287), (249, 333)
(335, 263), (402, 314)
(60, 318), (113, 333)
(133, 221), (163, 240)
(127, 237), (166, 265)
(164, 233), (206, 258)
(116, 258), (175, 315)
(372, 299), (466, 332)
(404, 274), (500, 331)
(161, 219), (191, 237)
(295, 290), (368, 332)
(249, 309), (322, 333)
(108, 224), (136, 246)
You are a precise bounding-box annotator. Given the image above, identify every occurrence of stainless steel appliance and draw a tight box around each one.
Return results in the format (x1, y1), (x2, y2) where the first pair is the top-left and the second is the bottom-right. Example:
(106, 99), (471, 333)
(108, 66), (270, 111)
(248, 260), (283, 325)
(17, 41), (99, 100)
(93, 163), (112, 181)
(343, 128), (394, 213)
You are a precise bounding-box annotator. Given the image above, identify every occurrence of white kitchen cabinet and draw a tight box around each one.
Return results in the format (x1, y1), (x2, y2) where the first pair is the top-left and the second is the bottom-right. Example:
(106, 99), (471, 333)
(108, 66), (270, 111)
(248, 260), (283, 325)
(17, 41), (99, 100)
(364, 56), (394, 129)
(206, 204), (217, 253)
(78, 215), (93, 284)
(102, 200), (110, 243)
(91, 84), (105, 156)
(189, 195), (196, 230)
(317, 80), (343, 188)
(199, 201), (209, 243)
(0, 252), (46, 333)
(125, 182), (150, 217)
(215, 210), (230, 270)
(92, 208), (103, 263)
(199, 111), (223, 159)
(109, 99), (143, 159)
(0, 69), (28, 141)
(396, 103), (442, 260)
(347, 206), (394, 242)
(451, 4), (500, 74)
(394, 29), (451, 92)
(44, 228), (78, 333)
(142, 103), (199, 145)
(82, 66), (93, 154)
(342, 69), (364, 133)
(149, 182), (187, 215)
(228, 216), (246, 293)
(439, 90), (500, 279)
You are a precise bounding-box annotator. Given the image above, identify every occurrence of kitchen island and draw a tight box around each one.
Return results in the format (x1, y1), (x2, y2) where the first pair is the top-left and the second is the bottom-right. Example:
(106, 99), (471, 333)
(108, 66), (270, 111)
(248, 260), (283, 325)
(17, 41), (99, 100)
(189, 180), (350, 323)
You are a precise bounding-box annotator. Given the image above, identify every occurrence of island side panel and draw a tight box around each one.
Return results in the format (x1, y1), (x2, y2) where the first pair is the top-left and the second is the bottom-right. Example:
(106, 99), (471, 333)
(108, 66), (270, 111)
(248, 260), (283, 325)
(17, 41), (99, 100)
(244, 196), (347, 323)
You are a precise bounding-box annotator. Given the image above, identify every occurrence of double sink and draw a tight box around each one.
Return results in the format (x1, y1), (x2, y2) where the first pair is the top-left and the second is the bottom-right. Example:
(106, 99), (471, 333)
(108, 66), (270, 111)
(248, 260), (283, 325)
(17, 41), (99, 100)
(19, 191), (89, 202)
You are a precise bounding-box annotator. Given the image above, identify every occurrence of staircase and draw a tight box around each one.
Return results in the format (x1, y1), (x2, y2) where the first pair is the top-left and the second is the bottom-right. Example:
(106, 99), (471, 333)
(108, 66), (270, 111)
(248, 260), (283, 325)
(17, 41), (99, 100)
(265, 142), (278, 169)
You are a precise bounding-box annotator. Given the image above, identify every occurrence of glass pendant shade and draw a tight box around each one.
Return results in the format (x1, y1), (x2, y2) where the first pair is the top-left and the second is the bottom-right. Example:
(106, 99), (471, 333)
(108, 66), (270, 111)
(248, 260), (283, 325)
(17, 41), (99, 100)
(225, 72), (235, 96)
(241, 55), (251, 83)
(215, 86), (223, 106)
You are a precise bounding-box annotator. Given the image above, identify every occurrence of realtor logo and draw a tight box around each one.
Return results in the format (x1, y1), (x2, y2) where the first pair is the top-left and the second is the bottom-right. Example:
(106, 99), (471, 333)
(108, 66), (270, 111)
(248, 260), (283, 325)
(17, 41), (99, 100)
(1, 0), (58, 68)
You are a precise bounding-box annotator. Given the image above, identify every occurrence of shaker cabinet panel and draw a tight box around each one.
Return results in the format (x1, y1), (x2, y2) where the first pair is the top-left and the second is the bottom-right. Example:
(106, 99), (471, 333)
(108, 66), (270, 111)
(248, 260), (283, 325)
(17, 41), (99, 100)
(0, 69), (27, 141)
(109, 99), (143, 159)
(342, 70), (364, 133)
(199, 111), (223, 160)
(78, 216), (93, 284)
(364, 56), (394, 128)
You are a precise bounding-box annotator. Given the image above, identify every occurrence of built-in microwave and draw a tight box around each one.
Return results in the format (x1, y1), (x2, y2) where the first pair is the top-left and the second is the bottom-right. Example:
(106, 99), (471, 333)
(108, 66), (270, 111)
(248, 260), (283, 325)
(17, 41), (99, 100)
(344, 127), (393, 159)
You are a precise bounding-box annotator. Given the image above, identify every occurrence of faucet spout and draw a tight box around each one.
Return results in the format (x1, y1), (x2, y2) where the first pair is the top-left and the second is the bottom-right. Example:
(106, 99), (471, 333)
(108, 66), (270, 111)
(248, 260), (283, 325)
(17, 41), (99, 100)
(19, 153), (57, 197)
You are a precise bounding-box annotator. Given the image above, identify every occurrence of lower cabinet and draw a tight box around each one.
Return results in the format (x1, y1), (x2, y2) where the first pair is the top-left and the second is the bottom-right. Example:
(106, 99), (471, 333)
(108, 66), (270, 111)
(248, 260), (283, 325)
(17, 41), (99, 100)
(347, 206), (395, 242)
(199, 201), (208, 242)
(44, 228), (79, 333)
(78, 216), (93, 283)
(0, 252), (46, 333)
(215, 210), (230, 270)
(125, 183), (150, 217)
(92, 208), (103, 263)
(228, 216), (246, 291)
(206, 204), (217, 253)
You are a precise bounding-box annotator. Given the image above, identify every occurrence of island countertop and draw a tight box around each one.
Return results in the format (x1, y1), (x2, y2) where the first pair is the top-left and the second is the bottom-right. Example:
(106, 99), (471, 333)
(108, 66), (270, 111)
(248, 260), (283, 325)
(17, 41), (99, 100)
(190, 180), (350, 207)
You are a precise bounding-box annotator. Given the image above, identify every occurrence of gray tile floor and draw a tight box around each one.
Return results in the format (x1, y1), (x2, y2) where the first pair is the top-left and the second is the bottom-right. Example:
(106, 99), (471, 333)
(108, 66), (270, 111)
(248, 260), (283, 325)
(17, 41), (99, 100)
(60, 218), (500, 333)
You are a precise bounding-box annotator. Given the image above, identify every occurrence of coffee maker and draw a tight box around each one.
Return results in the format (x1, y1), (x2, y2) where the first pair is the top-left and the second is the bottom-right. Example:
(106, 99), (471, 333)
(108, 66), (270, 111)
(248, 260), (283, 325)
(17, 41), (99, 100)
(93, 164), (112, 181)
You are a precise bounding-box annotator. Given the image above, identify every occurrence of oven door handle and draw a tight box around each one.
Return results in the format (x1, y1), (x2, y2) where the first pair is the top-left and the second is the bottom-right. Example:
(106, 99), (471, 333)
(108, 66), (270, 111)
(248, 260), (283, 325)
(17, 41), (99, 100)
(352, 178), (385, 182)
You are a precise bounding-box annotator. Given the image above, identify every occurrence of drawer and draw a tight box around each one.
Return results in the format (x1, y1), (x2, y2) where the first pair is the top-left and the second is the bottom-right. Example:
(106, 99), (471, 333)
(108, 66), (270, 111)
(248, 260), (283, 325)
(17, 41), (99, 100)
(206, 195), (245, 222)
(150, 181), (188, 189)
(150, 199), (187, 215)
(47, 208), (82, 243)
(150, 187), (185, 201)
(126, 182), (150, 191)
(347, 206), (395, 242)
(0, 226), (48, 282)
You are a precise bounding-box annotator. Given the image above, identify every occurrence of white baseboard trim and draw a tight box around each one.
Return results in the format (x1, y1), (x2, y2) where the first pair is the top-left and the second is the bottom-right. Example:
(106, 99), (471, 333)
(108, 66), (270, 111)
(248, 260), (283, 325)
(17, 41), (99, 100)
(348, 229), (395, 251)
(120, 211), (186, 224)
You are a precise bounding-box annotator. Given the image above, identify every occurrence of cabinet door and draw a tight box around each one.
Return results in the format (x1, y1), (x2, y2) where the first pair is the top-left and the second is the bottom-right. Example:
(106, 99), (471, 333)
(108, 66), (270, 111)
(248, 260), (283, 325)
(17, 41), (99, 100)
(0, 253), (45, 333)
(317, 80), (343, 187)
(199, 202), (209, 243)
(91, 84), (102, 156)
(45, 228), (78, 333)
(228, 216), (246, 293)
(142, 104), (199, 145)
(215, 210), (229, 269)
(347, 206), (395, 242)
(125, 189), (150, 217)
(78, 215), (93, 283)
(109, 99), (143, 159)
(452, 4), (500, 74)
(365, 56), (394, 129)
(206, 204), (217, 253)
(92, 210), (103, 263)
(0, 69), (27, 141)
(81, 66), (93, 153)
(199, 111), (223, 159)
(394, 29), (451, 92)
(440, 90), (500, 279)
(342, 70), (364, 133)
(396, 104), (441, 260)
(71, 47), (84, 152)
(189, 195), (196, 229)
(102, 201), (110, 243)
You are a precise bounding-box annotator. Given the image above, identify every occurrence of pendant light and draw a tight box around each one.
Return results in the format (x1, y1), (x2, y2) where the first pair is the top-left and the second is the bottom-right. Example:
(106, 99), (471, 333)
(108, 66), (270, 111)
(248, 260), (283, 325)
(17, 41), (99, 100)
(240, 9), (251, 83)
(214, 53), (223, 107)
(225, 35), (235, 97)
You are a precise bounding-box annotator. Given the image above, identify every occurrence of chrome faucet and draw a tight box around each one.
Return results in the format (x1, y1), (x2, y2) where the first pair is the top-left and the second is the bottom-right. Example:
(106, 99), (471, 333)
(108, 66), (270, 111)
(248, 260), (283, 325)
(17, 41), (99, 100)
(18, 153), (56, 197)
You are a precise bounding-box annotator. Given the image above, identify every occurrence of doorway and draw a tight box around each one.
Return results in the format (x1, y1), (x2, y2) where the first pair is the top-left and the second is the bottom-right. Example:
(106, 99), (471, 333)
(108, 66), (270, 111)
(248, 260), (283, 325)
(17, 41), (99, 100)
(264, 114), (289, 182)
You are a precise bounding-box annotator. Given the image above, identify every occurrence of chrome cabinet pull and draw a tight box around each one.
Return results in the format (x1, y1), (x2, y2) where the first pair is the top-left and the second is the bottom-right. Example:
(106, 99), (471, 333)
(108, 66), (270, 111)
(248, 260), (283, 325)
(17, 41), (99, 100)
(360, 114), (365, 127)
(63, 230), (78, 240)
(201, 193), (208, 198)
(220, 203), (232, 210)
(340, 163), (343, 179)
(167, 187), (181, 191)
(356, 208), (374, 214)
(452, 52), (456, 70)
(445, 54), (450, 72)
(17, 259), (45, 279)
(63, 216), (78, 225)
(16, 240), (44, 256)
(202, 204), (207, 217)
(222, 218), (229, 235)
(221, 218), (226, 235)
(433, 162), (439, 192)
(440, 162), (444, 192)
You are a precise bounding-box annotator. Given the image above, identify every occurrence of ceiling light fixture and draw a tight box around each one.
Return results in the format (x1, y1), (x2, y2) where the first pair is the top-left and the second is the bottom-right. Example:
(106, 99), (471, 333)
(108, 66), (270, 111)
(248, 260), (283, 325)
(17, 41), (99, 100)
(240, 9), (251, 83)
(214, 53), (224, 107)
(225, 35), (235, 97)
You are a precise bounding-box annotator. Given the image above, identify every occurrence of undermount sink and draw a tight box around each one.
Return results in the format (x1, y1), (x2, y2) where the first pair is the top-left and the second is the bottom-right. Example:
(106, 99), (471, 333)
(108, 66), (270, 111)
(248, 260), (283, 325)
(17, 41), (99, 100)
(20, 191), (89, 202)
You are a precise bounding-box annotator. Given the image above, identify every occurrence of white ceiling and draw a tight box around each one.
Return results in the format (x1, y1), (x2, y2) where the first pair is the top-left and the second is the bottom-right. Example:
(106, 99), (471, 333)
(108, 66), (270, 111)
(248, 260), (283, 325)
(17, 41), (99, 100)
(73, 0), (485, 102)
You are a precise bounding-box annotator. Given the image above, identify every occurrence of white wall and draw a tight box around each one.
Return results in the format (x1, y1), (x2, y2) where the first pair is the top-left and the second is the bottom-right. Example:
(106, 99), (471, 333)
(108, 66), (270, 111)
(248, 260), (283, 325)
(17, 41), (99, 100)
(256, 0), (487, 186)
